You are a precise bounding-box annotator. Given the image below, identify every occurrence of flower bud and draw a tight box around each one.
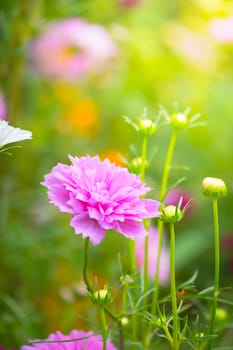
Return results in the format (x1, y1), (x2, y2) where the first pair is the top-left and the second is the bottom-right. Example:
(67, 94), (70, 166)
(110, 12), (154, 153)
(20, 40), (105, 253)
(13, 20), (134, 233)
(120, 317), (129, 326)
(201, 177), (227, 199)
(93, 289), (112, 305)
(138, 118), (156, 135)
(216, 307), (227, 321)
(170, 113), (189, 129)
(130, 156), (148, 174)
(160, 205), (183, 223)
(120, 274), (134, 286)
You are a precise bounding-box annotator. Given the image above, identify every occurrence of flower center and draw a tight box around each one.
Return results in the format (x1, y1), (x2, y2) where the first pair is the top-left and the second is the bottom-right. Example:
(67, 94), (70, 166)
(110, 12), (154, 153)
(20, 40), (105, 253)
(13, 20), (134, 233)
(91, 181), (109, 202)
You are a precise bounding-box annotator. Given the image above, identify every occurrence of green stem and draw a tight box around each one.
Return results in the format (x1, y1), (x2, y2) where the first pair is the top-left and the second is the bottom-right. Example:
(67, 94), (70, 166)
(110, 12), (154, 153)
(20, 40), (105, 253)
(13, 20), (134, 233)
(128, 239), (136, 276)
(100, 307), (107, 350)
(83, 238), (118, 327)
(140, 135), (148, 181)
(160, 130), (177, 203)
(208, 198), (220, 350)
(152, 130), (177, 312)
(127, 238), (137, 344)
(169, 222), (179, 350)
(83, 238), (93, 294)
(141, 135), (149, 295)
(144, 130), (177, 349)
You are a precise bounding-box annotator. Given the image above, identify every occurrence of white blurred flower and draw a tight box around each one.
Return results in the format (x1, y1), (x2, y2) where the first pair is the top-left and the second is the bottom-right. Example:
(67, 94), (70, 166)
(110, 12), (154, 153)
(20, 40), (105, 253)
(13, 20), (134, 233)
(0, 120), (32, 147)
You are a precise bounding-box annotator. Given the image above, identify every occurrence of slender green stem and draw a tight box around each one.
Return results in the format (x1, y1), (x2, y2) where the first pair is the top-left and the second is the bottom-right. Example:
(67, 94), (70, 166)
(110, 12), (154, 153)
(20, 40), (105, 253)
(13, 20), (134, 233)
(118, 320), (124, 350)
(128, 239), (136, 276)
(83, 238), (93, 293)
(144, 130), (177, 349)
(128, 238), (137, 344)
(100, 307), (108, 350)
(83, 238), (118, 322)
(160, 130), (177, 203)
(163, 324), (174, 347)
(208, 198), (220, 350)
(152, 130), (177, 312)
(169, 222), (179, 350)
(141, 135), (150, 296)
(140, 135), (148, 181)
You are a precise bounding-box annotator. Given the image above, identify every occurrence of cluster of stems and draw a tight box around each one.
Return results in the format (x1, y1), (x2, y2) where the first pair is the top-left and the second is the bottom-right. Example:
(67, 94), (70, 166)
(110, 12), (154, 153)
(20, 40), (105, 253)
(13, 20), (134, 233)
(81, 115), (226, 350)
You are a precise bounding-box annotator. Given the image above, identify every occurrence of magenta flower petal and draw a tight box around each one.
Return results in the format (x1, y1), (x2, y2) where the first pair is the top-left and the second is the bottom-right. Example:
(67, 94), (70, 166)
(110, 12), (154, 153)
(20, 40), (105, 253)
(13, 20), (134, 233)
(114, 220), (148, 238)
(21, 329), (117, 349)
(71, 214), (106, 245)
(42, 155), (160, 245)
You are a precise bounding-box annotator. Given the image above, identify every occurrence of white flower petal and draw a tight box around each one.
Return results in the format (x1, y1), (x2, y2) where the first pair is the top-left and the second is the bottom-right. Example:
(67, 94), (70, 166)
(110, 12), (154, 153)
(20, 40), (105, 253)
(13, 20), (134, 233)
(0, 120), (32, 147)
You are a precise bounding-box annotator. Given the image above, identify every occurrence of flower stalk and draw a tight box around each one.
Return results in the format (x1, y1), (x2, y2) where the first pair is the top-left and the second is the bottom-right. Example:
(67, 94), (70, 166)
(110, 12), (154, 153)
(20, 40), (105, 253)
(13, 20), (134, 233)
(83, 237), (93, 294)
(208, 198), (220, 350)
(201, 176), (227, 350)
(100, 307), (108, 350)
(169, 221), (179, 350)
(152, 130), (177, 312)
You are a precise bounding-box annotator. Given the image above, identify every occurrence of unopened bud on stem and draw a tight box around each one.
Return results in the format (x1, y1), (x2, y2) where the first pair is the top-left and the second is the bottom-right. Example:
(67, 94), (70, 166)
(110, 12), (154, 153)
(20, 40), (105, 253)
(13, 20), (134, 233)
(201, 177), (227, 199)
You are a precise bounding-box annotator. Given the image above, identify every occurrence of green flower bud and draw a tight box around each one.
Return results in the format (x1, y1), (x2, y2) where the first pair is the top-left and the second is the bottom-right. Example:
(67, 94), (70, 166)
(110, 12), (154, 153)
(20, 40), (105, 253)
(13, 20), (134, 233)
(171, 113), (189, 129)
(201, 177), (227, 199)
(93, 289), (112, 305)
(120, 274), (134, 286)
(160, 205), (183, 223)
(138, 118), (157, 135)
(216, 307), (227, 321)
(121, 317), (129, 326)
(130, 156), (148, 175)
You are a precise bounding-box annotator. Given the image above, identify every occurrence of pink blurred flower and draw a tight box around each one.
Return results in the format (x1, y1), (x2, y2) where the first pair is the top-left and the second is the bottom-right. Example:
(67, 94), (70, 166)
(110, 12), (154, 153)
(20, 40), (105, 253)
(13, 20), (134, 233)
(21, 330), (117, 349)
(136, 226), (169, 283)
(42, 155), (160, 245)
(165, 187), (195, 217)
(0, 94), (6, 120)
(29, 18), (118, 81)
(163, 23), (214, 70)
(209, 17), (233, 42)
(119, 0), (141, 8)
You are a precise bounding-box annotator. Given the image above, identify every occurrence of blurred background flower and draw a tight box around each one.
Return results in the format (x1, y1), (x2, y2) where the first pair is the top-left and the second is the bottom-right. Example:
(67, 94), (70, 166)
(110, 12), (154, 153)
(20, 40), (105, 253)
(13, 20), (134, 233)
(28, 18), (118, 82)
(135, 226), (169, 283)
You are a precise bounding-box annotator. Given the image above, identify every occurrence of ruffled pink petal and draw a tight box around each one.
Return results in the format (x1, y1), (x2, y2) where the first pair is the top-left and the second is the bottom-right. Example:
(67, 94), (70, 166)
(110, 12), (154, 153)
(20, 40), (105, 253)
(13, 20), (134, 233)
(71, 214), (106, 245)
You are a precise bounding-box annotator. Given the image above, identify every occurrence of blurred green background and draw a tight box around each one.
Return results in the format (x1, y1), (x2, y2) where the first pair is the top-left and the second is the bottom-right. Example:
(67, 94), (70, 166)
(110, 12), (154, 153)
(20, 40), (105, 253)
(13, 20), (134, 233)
(0, 0), (233, 347)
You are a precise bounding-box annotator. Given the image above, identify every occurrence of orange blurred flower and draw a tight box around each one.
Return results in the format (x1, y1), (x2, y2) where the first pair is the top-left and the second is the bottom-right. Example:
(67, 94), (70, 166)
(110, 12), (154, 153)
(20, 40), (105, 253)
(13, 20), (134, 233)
(66, 99), (99, 136)
(100, 148), (126, 167)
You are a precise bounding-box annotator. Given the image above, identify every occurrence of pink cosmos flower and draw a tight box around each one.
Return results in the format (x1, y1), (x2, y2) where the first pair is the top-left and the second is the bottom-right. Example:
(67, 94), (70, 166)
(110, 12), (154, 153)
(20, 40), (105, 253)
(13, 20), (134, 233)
(21, 330), (117, 349)
(41, 155), (160, 245)
(135, 226), (169, 283)
(29, 18), (118, 81)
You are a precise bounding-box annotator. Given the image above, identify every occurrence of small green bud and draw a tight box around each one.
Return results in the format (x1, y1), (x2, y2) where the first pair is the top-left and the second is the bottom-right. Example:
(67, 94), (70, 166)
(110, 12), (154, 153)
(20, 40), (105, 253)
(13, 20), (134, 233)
(201, 177), (227, 199)
(120, 274), (134, 286)
(171, 113), (189, 129)
(138, 118), (156, 135)
(130, 156), (148, 175)
(120, 317), (129, 326)
(160, 205), (183, 223)
(216, 307), (227, 321)
(93, 289), (112, 305)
